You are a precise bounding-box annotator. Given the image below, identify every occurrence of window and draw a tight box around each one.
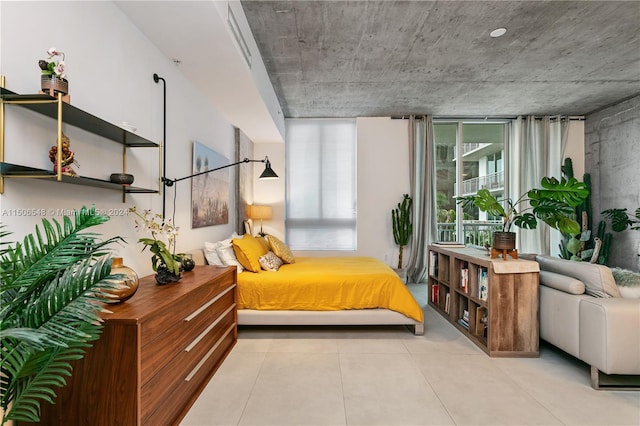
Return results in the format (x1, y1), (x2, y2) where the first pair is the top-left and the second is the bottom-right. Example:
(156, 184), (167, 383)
(285, 119), (357, 250)
(434, 121), (508, 246)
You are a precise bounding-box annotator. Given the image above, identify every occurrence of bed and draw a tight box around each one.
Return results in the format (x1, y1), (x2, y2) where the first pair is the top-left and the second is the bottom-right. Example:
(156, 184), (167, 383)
(237, 256), (424, 335)
(187, 239), (425, 335)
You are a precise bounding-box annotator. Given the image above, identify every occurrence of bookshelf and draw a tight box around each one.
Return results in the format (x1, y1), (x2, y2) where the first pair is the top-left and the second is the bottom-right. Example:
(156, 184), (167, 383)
(428, 245), (540, 357)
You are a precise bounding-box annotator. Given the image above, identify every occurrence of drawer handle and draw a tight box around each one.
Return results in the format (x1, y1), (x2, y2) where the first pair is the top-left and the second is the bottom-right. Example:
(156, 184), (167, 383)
(185, 322), (236, 382)
(184, 284), (236, 322)
(185, 304), (236, 352)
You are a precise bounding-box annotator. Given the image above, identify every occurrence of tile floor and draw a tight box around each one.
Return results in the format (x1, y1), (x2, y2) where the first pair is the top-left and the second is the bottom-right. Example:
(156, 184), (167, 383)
(181, 284), (640, 426)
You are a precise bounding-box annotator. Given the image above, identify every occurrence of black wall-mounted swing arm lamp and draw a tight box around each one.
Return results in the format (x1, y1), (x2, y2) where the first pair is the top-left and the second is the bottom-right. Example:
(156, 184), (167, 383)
(161, 156), (278, 187)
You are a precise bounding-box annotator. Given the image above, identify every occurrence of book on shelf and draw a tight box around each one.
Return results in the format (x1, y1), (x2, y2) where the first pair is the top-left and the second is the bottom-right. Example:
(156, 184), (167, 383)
(460, 261), (469, 293)
(431, 283), (439, 304)
(444, 292), (450, 313)
(478, 267), (489, 301)
(429, 252), (439, 277)
(432, 241), (466, 248)
(457, 318), (469, 329)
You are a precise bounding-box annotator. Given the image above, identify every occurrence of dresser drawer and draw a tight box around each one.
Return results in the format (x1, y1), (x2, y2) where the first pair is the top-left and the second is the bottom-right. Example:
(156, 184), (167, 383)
(141, 313), (236, 424)
(140, 284), (236, 384)
(139, 271), (234, 347)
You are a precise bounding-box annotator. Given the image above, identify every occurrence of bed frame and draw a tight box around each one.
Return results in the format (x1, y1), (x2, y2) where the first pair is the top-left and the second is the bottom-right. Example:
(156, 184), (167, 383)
(188, 249), (424, 335)
(238, 309), (425, 335)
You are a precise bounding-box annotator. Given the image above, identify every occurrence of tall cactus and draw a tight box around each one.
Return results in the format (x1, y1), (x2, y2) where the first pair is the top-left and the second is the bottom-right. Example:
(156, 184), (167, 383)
(559, 158), (612, 264)
(392, 194), (413, 269)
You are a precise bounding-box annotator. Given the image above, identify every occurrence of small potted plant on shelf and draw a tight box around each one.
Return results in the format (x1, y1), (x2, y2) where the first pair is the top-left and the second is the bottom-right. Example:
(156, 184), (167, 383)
(392, 194), (412, 281)
(38, 47), (68, 97)
(456, 176), (589, 252)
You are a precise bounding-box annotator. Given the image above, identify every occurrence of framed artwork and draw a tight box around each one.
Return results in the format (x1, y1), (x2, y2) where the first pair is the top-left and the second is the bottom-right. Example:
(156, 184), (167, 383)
(191, 141), (229, 228)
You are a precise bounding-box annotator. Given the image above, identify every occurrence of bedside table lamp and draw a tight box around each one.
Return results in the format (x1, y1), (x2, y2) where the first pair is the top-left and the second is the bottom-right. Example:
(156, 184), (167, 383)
(246, 205), (272, 236)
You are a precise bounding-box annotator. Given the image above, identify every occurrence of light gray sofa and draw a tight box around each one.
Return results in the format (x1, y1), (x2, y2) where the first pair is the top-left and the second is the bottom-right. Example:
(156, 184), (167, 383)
(535, 255), (640, 389)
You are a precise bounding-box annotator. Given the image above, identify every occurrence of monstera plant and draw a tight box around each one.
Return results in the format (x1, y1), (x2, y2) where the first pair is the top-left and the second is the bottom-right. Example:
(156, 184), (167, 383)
(0, 206), (122, 424)
(457, 177), (589, 250)
(602, 207), (640, 232)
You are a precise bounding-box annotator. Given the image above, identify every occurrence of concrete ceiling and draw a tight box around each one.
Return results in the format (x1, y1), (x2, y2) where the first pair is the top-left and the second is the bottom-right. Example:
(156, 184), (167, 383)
(240, 0), (640, 118)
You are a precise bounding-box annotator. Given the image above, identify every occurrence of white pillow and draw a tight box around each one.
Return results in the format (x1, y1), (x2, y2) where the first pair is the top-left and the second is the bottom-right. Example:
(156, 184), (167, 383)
(204, 233), (240, 267)
(204, 241), (224, 266)
(215, 243), (244, 272)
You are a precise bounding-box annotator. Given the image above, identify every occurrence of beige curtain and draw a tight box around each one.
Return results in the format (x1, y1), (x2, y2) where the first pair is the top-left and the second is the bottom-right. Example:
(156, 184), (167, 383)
(406, 115), (438, 283)
(509, 116), (569, 255)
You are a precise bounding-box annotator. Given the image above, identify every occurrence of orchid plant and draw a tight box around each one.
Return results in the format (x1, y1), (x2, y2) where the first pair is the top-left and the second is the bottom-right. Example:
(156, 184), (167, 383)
(129, 207), (182, 276)
(38, 47), (67, 80)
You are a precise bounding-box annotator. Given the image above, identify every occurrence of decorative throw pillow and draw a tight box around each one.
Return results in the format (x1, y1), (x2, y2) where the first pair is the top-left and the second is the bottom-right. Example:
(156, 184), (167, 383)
(255, 235), (271, 253)
(215, 242), (244, 273)
(259, 251), (284, 271)
(232, 234), (268, 273)
(611, 267), (640, 299)
(267, 235), (296, 264)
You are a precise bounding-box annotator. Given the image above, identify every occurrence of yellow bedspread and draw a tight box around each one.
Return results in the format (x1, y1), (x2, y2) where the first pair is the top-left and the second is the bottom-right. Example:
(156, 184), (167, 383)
(237, 257), (424, 322)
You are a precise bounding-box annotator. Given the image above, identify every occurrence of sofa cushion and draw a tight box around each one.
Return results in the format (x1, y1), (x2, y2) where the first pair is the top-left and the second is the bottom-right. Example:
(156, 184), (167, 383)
(611, 267), (640, 299)
(535, 255), (621, 298)
(539, 270), (585, 295)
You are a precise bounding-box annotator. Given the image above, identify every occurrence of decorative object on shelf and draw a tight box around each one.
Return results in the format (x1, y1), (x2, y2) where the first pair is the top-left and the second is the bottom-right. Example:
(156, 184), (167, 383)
(392, 194), (412, 280)
(109, 173), (135, 186)
(48, 132), (78, 176)
(246, 204), (272, 236)
(118, 122), (137, 133)
(39, 47), (70, 101)
(457, 177), (589, 259)
(181, 254), (196, 272)
(129, 206), (182, 285)
(0, 206), (123, 424)
(103, 257), (139, 303)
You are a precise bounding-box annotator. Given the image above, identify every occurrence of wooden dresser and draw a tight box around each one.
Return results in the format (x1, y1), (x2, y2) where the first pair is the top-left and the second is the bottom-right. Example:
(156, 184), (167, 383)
(32, 265), (237, 426)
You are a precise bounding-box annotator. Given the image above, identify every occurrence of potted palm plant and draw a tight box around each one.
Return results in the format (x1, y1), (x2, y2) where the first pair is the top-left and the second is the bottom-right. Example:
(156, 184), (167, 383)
(0, 206), (123, 424)
(457, 177), (589, 251)
(392, 194), (412, 281)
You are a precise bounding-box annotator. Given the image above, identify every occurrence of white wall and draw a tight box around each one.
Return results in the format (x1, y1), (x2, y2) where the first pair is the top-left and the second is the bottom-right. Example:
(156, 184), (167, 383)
(0, 1), (242, 276)
(356, 117), (411, 266)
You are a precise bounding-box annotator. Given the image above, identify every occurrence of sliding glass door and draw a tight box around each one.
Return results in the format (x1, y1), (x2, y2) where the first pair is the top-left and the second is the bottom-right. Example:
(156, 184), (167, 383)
(433, 121), (508, 246)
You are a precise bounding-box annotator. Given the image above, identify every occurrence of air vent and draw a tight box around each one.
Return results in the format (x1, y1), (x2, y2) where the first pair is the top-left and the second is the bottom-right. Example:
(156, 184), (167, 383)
(228, 5), (252, 68)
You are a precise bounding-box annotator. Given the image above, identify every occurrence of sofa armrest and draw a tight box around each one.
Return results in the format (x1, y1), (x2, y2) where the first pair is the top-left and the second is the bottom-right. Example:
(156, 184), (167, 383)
(579, 297), (640, 375)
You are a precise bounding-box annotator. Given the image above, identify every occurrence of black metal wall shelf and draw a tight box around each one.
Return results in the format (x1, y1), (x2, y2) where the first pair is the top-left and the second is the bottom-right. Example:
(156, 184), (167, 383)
(0, 88), (158, 147)
(0, 162), (157, 193)
(0, 82), (160, 198)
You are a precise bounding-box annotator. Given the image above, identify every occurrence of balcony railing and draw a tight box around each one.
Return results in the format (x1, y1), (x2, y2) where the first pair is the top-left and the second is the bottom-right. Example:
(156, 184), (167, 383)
(437, 221), (503, 246)
(461, 170), (504, 196)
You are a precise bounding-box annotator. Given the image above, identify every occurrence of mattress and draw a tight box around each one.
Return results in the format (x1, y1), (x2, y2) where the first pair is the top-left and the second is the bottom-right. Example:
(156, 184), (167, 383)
(237, 256), (424, 323)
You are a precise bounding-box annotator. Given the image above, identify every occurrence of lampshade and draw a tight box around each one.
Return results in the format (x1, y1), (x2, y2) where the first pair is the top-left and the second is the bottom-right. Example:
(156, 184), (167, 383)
(259, 159), (279, 180)
(246, 205), (272, 220)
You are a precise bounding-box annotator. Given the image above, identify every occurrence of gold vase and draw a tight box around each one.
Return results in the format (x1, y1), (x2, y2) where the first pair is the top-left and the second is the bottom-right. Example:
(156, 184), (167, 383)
(104, 257), (139, 303)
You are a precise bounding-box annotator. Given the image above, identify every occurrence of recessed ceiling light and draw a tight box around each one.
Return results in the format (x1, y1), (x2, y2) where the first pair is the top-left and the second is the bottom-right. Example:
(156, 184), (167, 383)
(490, 27), (507, 38)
